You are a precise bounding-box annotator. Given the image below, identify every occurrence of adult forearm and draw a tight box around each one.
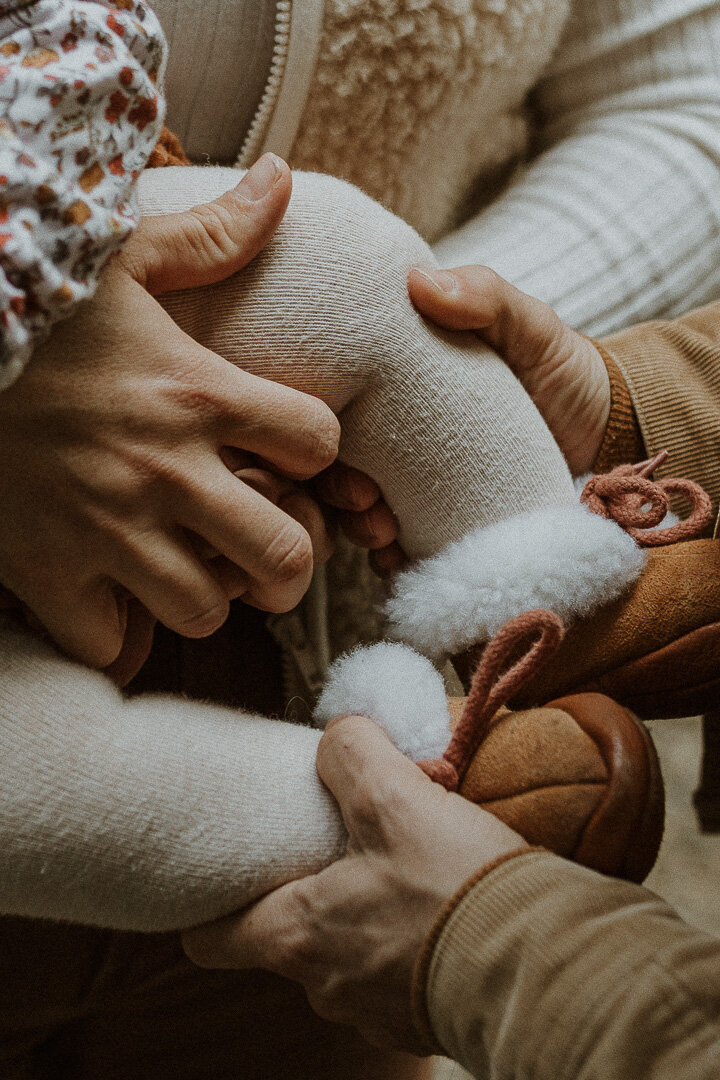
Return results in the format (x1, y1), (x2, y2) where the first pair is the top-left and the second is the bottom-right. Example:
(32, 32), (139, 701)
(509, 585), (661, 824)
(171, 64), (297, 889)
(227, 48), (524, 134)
(422, 851), (720, 1080)
(434, 110), (720, 337)
(434, 0), (720, 336)
(599, 301), (720, 515)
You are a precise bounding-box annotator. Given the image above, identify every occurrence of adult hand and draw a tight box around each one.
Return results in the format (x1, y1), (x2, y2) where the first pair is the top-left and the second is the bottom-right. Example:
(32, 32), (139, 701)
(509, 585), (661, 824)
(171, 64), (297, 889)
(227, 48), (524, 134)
(408, 266), (610, 475)
(314, 462), (407, 577)
(0, 154), (339, 667)
(182, 715), (525, 1054)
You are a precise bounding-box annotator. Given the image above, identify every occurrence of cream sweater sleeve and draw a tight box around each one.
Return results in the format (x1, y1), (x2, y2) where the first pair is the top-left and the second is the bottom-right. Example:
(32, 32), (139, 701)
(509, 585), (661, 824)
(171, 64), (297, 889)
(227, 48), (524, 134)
(434, 0), (720, 336)
(422, 852), (720, 1080)
(0, 615), (346, 932)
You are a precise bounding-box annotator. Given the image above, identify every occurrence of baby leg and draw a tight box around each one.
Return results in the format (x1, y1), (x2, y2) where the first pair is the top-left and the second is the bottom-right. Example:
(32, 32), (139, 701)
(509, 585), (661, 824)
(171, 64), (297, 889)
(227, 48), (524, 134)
(139, 169), (642, 663)
(0, 614), (345, 931)
(138, 168), (575, 561)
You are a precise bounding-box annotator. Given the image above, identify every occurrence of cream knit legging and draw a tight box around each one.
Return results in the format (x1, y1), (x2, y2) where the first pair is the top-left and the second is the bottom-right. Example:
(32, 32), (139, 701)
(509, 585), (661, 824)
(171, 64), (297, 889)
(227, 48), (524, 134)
(139, 168), (575, 559)
(0, 170), (575, 932)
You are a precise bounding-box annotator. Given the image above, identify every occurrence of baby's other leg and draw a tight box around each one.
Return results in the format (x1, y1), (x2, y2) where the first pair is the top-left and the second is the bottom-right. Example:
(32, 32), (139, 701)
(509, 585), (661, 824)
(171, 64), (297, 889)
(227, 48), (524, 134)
(139, 168), (574, 560)
(0, 614), (345, 932)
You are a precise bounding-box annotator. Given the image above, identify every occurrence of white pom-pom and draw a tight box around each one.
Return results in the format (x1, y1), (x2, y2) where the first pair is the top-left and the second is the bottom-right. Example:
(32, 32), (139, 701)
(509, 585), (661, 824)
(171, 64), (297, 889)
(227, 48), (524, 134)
(314, 643), (451, 762)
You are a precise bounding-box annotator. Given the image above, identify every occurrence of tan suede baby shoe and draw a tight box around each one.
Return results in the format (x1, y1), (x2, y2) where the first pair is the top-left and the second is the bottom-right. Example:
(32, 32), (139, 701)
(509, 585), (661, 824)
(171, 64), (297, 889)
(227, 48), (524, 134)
(421, 611), (664, 884)
(507, 537), (720, 720)
(448, 459), (717, 721)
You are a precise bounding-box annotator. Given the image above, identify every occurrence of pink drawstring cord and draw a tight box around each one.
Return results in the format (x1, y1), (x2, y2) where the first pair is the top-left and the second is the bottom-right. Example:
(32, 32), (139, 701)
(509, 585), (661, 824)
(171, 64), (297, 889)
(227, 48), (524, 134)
(419, 609), (564, 791)
(580, 454), (712, 546)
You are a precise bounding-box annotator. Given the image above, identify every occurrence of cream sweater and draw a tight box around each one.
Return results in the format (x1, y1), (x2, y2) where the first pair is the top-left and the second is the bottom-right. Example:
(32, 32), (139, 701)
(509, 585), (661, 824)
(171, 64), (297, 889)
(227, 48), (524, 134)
(155, 0), (720, 336)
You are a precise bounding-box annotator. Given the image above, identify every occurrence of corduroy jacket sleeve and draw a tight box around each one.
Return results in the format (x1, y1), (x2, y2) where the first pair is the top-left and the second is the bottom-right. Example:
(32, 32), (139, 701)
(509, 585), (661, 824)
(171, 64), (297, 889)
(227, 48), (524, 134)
(599, 301), (720, 526)
(417, 850), (720, 1080)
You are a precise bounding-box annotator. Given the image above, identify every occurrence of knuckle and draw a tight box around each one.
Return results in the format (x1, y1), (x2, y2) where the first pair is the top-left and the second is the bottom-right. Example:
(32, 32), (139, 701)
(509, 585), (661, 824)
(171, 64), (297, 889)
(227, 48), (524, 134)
(116, 443), (209, 510)
(82, 498), (140, 551)
(263, 522), (313, 586)
(476, 264), (500, 286)
(185, 201), (242, 262)
(274, 927), (318, 980)
(175, 595), (229, 637)
(113, 243), (145, 284)
(160, 369), (227, 426)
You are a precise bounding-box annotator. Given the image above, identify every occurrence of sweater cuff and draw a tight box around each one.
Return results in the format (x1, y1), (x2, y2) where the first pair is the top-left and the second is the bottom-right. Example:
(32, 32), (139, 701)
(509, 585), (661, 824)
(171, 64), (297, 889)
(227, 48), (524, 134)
(599, 306), (720, 528)
(417, 850), (709, 1079)
(411, 845), (535, 1053)
(591, 341), (645, 473)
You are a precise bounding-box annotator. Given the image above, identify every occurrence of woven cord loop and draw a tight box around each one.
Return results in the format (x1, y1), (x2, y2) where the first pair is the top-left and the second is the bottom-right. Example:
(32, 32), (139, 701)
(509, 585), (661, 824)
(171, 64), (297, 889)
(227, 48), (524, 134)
(580, 455), (712, 546)
(419, 609), (564, 791)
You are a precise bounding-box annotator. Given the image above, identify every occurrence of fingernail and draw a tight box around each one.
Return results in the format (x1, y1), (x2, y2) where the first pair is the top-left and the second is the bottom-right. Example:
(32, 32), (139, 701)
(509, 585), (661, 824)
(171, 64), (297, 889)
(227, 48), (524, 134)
(412, 267), (458, 294)
(237, 153), (283, 202)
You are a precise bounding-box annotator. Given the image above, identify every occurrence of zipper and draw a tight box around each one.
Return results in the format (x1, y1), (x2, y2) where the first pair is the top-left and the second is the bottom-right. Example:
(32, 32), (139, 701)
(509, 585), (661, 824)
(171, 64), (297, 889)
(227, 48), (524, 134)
(236, 0), (292, 168)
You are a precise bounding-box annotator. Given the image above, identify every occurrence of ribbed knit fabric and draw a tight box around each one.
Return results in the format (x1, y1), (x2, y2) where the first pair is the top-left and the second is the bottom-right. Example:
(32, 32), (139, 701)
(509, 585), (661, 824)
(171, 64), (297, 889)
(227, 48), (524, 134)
(592, 344), (645, 474)
(138, 166), (576, 561)
(411, 847), (533, 1055)
(155, 0), (720, 335)
(432, 0), (720, 335)
(422, 852), (720, 1079)
(0, 615), (346, 931)
(602, 302), (720, 522)
(152, 0), (277, 165)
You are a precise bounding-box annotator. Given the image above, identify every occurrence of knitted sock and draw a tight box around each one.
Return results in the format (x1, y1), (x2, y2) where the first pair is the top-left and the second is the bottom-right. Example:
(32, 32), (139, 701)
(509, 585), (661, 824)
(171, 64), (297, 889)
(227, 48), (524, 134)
(138, 167), (575, 561)
(0, 615), (345, 931)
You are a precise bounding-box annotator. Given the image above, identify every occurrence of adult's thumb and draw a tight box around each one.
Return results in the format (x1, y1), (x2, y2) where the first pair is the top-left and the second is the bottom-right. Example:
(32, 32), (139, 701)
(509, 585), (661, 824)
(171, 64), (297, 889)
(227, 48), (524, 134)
(181, 879), (305, 973)
(121, 153), (292, 295)
(317, 716), (429, 844)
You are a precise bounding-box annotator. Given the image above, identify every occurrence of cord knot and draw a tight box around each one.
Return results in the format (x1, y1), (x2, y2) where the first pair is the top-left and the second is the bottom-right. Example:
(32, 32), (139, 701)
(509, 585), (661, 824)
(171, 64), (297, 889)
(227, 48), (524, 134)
(580, 453), (712, 546)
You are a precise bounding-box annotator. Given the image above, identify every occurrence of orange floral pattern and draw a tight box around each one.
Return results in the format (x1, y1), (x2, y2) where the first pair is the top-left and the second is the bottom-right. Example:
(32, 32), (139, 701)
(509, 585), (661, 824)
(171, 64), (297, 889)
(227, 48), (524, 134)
(0, 0), (166, 387)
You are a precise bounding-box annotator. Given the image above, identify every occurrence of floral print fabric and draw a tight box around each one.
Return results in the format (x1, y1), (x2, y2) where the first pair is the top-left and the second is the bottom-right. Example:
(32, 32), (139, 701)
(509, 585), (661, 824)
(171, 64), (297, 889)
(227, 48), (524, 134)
(0, 0), (166, 388)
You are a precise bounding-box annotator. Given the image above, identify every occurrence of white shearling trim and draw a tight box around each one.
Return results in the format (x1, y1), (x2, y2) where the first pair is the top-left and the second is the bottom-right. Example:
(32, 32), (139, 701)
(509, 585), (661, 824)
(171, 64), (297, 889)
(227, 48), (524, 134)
(573, 473), (593, 496)
(314, 643), (451, 762)
(385, 503), (645, 660)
